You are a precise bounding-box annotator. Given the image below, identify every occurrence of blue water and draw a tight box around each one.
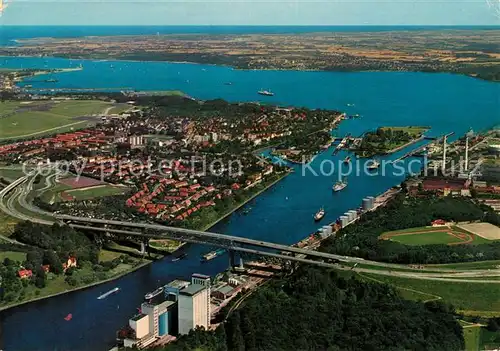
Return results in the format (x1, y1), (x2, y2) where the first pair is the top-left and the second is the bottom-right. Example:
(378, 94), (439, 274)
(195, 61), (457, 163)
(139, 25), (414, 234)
(1, 25), (499, 46)
(0, 55), (499, 351)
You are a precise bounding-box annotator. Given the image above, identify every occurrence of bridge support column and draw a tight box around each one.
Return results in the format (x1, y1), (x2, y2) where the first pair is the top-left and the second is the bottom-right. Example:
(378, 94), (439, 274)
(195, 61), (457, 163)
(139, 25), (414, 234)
(228, 249), (236, 268)
(140, 242), (146, 255)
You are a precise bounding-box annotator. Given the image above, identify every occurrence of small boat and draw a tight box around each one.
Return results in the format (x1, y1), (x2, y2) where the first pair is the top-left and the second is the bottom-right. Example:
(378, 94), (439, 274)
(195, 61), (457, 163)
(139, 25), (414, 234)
(97, 287), (120, 300)
(367, 159), (380, 170)
(343, 156), (351, 164)
(333, 179), (348, 192)
(347, 103), (355, 107)
(45, 78), (58, 83)
(258, 89), (274, 97)
(64, 313), (72, 321)
(172, 253), (187, 262)
(314, 208), (325, 221)
(145, 287), (164, 300)
(224, 82), (233, 85)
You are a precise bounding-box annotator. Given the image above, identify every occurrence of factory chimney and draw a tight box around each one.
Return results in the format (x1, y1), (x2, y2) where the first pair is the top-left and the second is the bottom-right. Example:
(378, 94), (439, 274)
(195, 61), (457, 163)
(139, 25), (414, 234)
(465, 136), (469, 171)
(442, 135), (447, 173)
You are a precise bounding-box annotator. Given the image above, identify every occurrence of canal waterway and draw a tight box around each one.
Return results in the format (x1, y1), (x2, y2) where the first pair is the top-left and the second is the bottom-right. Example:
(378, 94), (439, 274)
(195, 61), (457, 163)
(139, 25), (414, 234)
(0, 55), (499, 351)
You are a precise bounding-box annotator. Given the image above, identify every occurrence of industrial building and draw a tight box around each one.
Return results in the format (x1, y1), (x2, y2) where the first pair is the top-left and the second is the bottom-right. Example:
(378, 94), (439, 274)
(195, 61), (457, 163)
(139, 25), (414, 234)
(121, 274), (211, 349)
(178, 274), (211, 335)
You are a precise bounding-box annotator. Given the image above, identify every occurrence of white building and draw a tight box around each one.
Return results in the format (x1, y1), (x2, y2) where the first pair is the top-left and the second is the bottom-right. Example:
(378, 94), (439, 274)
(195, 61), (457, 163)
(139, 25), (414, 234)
(178, 279), (210, 335)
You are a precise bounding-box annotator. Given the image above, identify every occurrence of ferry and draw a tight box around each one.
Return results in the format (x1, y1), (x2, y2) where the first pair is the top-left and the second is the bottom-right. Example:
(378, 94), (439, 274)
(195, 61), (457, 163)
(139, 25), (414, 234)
(367, 159), (381, 170)
(258, 89), (274, 97)
(145, 287), (164, 300)
(172, 253), (187, 262)
(201, 248), (226, 262)
(97, 287), (120, 300)
(333, 179), (348, 192)
(343, 156), (351, 164)
(314, 208), (325, 221)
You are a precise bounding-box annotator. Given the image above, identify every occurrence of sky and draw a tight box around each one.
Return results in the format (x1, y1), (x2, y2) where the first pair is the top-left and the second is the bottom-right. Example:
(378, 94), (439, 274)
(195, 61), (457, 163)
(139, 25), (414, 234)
(1, 0), (500, 25)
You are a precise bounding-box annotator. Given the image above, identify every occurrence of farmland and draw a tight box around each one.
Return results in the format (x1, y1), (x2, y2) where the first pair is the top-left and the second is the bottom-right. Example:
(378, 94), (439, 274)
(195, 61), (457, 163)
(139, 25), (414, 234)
(0, 100), (129, 140)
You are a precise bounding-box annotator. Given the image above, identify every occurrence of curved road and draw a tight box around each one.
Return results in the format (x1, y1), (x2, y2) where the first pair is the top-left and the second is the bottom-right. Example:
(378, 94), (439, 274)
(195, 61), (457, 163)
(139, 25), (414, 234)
(2, 169), (500, 283)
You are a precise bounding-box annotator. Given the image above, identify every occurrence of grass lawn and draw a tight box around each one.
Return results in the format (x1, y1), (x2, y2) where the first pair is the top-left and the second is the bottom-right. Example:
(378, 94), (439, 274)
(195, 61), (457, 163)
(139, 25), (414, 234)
(65, 185), (126, 200)
(99, 249), (123, 263)
(39, 183), (72, 203)
(463, 325), (482, 351)
(360, 273), (500, 317)
(0, 168), (27, 182)
(0, 100), (126, 139)
(0, 211), (19, 237)
(480, 328), (500, 350)
(0, 251), (26, 262)
(380, 126), (430, 136)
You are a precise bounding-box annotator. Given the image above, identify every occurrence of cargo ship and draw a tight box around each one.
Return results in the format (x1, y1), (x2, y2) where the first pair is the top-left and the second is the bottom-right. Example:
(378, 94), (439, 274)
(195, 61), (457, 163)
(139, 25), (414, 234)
(367, 159), (380, 170)
(97, 287), (120, 300)
(201, 248), (226, 262)
(145, 287), (164, 300)
(333, 179), (347, 192)
(258, 89), (274, 96)
(314, 208), (325, 221)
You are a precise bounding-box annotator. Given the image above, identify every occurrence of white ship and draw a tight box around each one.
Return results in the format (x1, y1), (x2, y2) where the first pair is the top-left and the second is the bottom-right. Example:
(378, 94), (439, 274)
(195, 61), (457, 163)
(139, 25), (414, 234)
(97, 287), (120, 300)
(367, 160), (380, 170)
(333, 179), (348, 192)
(145, 287), (164, 300)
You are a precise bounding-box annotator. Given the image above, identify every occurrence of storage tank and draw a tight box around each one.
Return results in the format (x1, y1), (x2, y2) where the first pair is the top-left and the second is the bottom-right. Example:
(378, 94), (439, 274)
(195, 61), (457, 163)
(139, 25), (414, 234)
(362, 198), (371, 211)
(158, 311), (169, 336)
(367, 196), (375, 207)
(322, 225), (332, 237)
(349, 210), (358, 221)
(340, 216), (349, 228)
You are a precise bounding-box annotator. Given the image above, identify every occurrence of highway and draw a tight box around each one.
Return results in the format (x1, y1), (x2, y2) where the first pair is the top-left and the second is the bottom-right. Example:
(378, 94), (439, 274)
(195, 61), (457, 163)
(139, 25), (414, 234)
(2, 169), (500, 283)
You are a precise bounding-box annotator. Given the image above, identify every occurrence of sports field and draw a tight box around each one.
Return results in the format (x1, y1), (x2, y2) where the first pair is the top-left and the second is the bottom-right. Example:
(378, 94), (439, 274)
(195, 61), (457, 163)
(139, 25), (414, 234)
(0, 100), (128, 140)
(379, 226), (492, 246)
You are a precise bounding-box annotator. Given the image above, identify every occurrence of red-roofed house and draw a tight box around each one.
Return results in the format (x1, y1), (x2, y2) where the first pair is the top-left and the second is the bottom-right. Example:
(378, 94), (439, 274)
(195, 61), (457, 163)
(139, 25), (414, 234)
(18, 269), (33, 279)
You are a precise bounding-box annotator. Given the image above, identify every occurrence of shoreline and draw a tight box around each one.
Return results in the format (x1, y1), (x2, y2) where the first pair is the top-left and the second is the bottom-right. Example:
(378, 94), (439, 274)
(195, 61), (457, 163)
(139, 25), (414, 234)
(2, 54), (499, 86)
(386, 135), (426, 154)
(0, 259), (152, 312)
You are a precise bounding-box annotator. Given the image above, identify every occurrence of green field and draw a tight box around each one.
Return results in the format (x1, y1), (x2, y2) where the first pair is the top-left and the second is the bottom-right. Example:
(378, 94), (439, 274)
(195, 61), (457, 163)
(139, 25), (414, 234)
(65, 185), (127, 201)
(426, 260), (500, 271)
(0, 100), (128, 140)
(0, 251), (26, 262)
(380, 126), (430, 136)
(361, 273), (500, 317)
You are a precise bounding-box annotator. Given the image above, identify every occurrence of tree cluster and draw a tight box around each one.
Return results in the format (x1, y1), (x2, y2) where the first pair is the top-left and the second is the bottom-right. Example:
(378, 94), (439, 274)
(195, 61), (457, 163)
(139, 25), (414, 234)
(320, 194), (500, 264)
(160, 267), (464, 351)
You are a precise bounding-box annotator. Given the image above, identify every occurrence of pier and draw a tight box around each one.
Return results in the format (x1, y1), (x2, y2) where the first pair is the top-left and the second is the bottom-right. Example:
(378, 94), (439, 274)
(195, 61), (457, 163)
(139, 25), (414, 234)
(391, 132), (454, 163)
